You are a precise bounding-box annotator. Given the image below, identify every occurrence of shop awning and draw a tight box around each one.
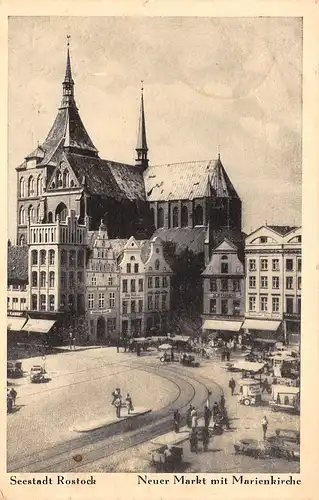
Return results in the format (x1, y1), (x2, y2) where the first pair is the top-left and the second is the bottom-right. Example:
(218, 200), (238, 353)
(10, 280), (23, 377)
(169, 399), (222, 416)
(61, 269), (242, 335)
(172, 335), (190, 342)
(202, 320), (243, 332)
(22, 319), (56, 334)
(242, 319), (281, 331)
(7, 317), (27, 331)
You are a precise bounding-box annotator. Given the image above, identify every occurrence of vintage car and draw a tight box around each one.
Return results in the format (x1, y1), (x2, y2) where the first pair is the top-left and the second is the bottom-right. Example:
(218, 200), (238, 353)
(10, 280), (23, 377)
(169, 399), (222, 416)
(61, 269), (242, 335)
(269, 385), (300, 414)
(30, 365), (46, 383)
(150, 445), (183, 472)
(238, 378), (262, 406)
(7, 361), (23, 378)
(180, 354), (200, 367)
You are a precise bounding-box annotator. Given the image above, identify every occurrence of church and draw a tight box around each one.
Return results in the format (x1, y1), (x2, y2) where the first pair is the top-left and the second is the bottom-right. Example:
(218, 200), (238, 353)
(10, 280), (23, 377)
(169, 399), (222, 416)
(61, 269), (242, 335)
(16, 43), (243, 261)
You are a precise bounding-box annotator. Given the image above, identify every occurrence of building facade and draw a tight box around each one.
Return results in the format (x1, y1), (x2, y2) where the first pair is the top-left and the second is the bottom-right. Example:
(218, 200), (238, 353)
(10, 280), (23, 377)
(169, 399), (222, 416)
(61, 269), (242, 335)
(243, 225), (301, 345)
(7, 246), (29, 332)
(202, 239), (244, 338)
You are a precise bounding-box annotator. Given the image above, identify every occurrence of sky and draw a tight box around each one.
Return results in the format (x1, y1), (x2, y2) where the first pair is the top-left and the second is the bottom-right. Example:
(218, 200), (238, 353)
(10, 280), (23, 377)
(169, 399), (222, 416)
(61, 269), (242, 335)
(8, 16), (302, 243)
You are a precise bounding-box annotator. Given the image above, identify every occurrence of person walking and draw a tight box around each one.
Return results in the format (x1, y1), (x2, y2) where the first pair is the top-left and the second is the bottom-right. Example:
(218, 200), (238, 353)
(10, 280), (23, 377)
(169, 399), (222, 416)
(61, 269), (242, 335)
(125, 393), (133, 414)
(212, 401), (219, 419)
(229, 377), (236, 396)
(173, 409), (181, 433)
(220, 394), (226, 410)
(186, 405), (193, 428)
(202, 426), (210, 452)
(69, 331), (73, 350)
(222, 407), (230, 430)
(191, 408), (198, 430)
(203, 405), (211, 429)
(189, 429), (198, 453)
(9, 387), (17, 406)
(205, 390), (212, 411)
(114, 396), (122, 418)
(261, 415), (269, 440)
(116, 339), (120, 353)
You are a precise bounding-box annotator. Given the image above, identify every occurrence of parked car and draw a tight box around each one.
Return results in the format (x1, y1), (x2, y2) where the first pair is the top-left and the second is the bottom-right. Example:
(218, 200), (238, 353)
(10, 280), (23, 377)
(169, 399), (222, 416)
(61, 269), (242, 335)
(30, 365), (46, 383)
(7, 361), (23, 378)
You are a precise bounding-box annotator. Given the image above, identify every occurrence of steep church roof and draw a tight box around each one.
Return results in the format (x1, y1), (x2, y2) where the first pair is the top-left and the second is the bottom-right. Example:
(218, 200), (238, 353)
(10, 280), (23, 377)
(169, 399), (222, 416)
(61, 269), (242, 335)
(144, 156), (239, 202)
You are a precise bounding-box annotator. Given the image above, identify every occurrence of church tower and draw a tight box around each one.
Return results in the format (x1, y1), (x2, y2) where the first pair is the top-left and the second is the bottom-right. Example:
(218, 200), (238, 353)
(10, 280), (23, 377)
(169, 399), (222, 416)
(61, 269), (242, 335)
(135, 84), (149, 171)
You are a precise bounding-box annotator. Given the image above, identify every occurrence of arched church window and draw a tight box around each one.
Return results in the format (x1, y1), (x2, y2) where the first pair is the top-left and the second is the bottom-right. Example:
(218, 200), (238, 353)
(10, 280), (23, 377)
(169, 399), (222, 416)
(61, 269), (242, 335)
(28, 176), (35, 197)
(19, 235), (25, 246)
(172, 207), (179, 228)
(194, 205), (203, 226)
(157, 207), (164, 228)
(181, 205), (188, 227)
(55, 202), (68, 222)
(28, 205), (35, 223)
(20, 178), (25, 198)
(62, 169), (70, 188)
(57, 170), (63, 188)
(36, 205), (41, 223)
(48, 211), (53, 223)
(155, 259), (160, 271)
(19, 207), (25, 225)
(37, 175), (42, 196)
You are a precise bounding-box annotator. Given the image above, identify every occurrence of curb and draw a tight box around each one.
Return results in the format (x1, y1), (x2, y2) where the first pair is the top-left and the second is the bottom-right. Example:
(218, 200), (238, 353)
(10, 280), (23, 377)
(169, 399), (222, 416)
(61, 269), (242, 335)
(72, 409), (152, 433)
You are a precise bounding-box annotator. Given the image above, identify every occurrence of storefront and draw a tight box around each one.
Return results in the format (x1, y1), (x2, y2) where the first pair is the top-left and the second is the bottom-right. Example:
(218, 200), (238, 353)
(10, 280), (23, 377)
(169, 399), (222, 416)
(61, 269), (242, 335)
(242, 318), (284, 345)
(202, 319), (243, 340)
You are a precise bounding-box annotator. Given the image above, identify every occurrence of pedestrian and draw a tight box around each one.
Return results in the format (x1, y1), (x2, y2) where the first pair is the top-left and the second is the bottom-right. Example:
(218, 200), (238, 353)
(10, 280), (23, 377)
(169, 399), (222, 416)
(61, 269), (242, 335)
(203, 405), (211, 428)
(205, 390), (212, 411)
(124, 339), (127, 353)
(189, 429), (198, 453)
(229, 377), (236, 396)
(220, 394), (225, 410)
(114, 396), (122, 418)
(191, 408), (198, 430)
(125, 392), (133, 414)
(116, 339), (120, 353)
(202, 426), (209, 452)
(261, 415), (269, 440)
(186, 405), (193, 428)
(136, 343), (141, 357)
(173, 409), (181, 433)
(72, 336), (76, 350)
(212, 402), (219, 418)
(69, 331), (73, 350)
(222, 407), (230, 430)
(10, 387), (17, 406)
(171, 349), (174, 362)
(226, 349), (230, 362)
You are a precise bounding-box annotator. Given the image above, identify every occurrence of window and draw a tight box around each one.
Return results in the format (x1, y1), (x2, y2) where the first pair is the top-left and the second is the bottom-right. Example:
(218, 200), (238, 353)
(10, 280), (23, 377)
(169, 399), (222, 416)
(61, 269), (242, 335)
(286, 259), (293, 271)
(77, 271), (83, 285)
(60, 250), (67, 266)
(31, 250), (38, 265)
(32, 271), (38, 287)
(98, 293), (105, 309)
(77, 250), (84, 267)
(157, 207), (164, 228)
(297, 259), (302, 272)
(221, 279), (228, 291)
(131, 279), (136, 293)
(137, 279), (143, 292)
(260, 276), (268, 289)
(286, 277), (293, 290)
(261, 259), (268, 271)
(20, 177), (25, 198)
(122, 279), (128, 293)
(109, 292), (115, 308)
(260, 236), (267, 243)
(40, 250), (46, 265)
(107, 318), (116, 333)
(68, 294), (75, 309)
(19, 207), (26, 225)
(260, 296), (268, 312)
(162, 295), (167, 310)
(40, 294), (46, 311)
(49, 295), (55, 311)
(297, 298), (301, 314)
(148, 277), (153, 288)
(148, 295), (153, 310)
(69, 271), (74, 287)
(210, 299), (217, 314)
(91, 276), (97, 286)
(249, 259), (256, 271)
(19, 235), (25, 246)
(60, 271), (66, 289)
(162, 276), (168, 288)
(272, 297), (280, 313)
(134, 263), (139, 273)
(272, 277), (280, 289)
(28, 176), (35, 197)
(249, 276), (256, 289)
(131, 300), (136, 313)
(49, 271), (55, 288)
(154, 294), (160, 310)
(181, 205), (188, 227)
(221, 299), (228, 315)
(48, 250), (55, 265)
(233, 279), (241, 292)
(126, 263), (131, 273)
(108, 277), (113, 286)
(88, 293), (94, 309)
(233, 300), (241, 316)
(31, 294), (37, 310)
(69, 250), (76, 267)
(172, 207), (179, 227)
(210, 279), (217, 292)
(138, 299), (143, 313)
(221, 261), (228, 274)
(286, 297), (294, 314)
(154, 259), (160, 271)
(194, 205), (203, 225)
(298, 277), (301, 290)
(28, 205), (35, 223)
(272, 259), (280, 271)
(60, 294), (66, 309)
(249, 296), (256, 312)
(20, 298), (27, 310)
(12, 298), (18, 310)
(122, 300), (128, 314)
(155, 277), (160, 288)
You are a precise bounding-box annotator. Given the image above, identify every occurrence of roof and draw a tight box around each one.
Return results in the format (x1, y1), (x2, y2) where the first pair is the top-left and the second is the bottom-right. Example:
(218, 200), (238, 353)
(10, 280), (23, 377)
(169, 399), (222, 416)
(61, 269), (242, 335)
(266, 225), (299, 236)
(144, 157), (239, 202)
(87, 235), (151, 263)
(210, 229), (245, 250)
(152, 227), (207, 255)
(7, 246), (28, 283)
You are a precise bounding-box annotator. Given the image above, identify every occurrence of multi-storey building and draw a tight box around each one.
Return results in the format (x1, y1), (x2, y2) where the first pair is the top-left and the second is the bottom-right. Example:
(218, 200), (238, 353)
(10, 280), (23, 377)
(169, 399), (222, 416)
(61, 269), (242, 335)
(243, 225), (301, 345)
(25, 209), (87, 340)
(7, 246), (29, 332)
(144, 236), (172, 333)
(86, 222), (120, 343)
(201, 238), (244, 338)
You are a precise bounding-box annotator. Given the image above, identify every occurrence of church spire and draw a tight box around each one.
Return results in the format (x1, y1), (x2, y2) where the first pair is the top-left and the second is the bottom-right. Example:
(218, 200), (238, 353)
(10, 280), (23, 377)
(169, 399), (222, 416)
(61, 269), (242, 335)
(135, 82), (149, 170)
(60, 35), (76, 109)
